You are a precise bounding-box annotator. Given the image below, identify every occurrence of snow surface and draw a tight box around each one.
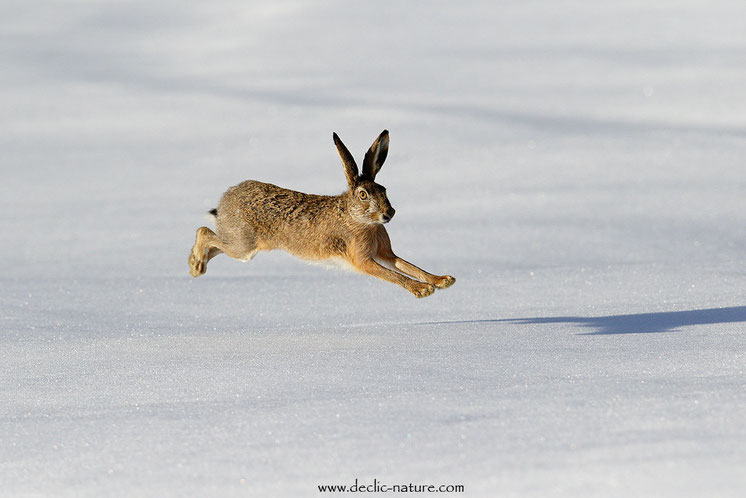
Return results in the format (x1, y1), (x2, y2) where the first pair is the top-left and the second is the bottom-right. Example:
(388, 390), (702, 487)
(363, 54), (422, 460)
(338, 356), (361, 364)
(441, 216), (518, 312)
(2, 1), (745, 496)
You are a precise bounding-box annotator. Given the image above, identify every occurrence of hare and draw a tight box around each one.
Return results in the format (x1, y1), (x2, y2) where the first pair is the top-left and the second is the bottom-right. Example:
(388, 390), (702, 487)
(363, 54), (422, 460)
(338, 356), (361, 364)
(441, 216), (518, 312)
(188, 130), (455, 298)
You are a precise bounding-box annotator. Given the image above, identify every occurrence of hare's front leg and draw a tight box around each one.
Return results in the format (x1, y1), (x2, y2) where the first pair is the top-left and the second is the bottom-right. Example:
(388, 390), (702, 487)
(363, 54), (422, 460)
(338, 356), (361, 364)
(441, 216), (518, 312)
(374, 228), (455, 289)
(391, 257), (455, 289)
(189, 226), (224, 277)
(356, 259), (435, 298)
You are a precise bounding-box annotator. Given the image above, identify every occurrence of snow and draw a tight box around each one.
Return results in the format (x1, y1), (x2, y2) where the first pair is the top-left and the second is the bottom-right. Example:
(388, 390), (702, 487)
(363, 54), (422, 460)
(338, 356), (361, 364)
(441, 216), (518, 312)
(2, 1), (745, 496)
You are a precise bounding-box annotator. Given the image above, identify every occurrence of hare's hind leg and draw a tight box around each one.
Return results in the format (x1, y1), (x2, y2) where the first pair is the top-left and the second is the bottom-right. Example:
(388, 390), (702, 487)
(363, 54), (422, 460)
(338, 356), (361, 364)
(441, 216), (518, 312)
(189, 226), (222, 277)
(189, 226), (259, 277)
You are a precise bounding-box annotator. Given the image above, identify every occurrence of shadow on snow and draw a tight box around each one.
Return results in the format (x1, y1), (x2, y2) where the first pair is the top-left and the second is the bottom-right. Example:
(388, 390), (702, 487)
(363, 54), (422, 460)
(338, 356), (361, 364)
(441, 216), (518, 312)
(424, 306), (746, 335)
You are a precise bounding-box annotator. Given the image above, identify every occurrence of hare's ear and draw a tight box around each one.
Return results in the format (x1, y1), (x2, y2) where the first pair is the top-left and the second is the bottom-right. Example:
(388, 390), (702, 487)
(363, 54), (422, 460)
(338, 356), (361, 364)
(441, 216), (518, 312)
(362, 129), (389, 180)
(333, 132), (359, 189)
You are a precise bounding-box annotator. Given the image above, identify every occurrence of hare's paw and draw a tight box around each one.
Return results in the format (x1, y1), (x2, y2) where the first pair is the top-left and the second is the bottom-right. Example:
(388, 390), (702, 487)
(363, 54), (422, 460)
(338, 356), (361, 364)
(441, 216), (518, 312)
(189, 251), (206, 277)
(411, 283), (436, 299)
(435, 275), (455, 289)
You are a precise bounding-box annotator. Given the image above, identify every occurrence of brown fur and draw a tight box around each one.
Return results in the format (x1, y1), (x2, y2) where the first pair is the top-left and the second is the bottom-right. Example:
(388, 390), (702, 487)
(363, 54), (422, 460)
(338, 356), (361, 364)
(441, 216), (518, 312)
(188, 130), (455, 298)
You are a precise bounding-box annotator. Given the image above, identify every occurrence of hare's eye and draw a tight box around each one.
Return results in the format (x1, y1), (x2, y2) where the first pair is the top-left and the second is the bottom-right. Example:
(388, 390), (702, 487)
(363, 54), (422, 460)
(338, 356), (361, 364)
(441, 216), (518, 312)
(358, 190), (368, 200)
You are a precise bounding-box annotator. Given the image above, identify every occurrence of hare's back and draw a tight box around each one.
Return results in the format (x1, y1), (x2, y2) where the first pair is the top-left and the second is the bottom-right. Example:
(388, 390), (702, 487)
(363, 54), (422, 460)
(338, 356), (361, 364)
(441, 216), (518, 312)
(220, 180), (330, 215)
(217, 180), (335, 242)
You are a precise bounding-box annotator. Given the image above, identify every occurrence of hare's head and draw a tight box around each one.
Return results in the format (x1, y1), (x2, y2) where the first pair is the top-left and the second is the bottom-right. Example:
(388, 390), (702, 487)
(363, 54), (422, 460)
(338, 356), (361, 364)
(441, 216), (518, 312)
(333, 130), (396, 225)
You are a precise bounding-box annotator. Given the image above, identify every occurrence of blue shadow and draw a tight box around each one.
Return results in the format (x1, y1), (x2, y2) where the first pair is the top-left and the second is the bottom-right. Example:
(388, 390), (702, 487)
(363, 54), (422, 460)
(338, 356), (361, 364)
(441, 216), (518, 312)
(424, 306), (746, 335)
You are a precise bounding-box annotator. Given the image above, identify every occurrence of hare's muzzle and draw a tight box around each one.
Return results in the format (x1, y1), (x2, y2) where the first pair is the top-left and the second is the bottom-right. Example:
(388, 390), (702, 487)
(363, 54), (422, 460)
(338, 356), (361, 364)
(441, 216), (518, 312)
(382, 207), (396, 223)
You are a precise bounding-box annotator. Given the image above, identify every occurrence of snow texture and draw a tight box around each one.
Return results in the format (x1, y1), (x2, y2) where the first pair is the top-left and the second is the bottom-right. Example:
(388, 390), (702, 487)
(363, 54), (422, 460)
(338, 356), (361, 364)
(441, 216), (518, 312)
(2, 1), (745, 496)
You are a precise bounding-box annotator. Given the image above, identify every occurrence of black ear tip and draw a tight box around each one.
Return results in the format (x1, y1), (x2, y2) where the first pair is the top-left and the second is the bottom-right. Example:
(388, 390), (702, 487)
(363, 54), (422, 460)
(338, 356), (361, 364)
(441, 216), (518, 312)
(333, 132), (339, 141)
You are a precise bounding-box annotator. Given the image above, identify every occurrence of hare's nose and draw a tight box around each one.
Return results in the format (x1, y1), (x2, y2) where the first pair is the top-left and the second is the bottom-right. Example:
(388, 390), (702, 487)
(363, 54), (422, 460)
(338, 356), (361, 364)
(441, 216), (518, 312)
(384, 208), (395, 221)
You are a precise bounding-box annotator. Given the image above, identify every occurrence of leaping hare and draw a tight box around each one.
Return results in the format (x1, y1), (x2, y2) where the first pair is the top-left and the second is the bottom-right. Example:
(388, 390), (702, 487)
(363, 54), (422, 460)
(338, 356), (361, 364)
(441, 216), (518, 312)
(188, 130), (455, 298)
